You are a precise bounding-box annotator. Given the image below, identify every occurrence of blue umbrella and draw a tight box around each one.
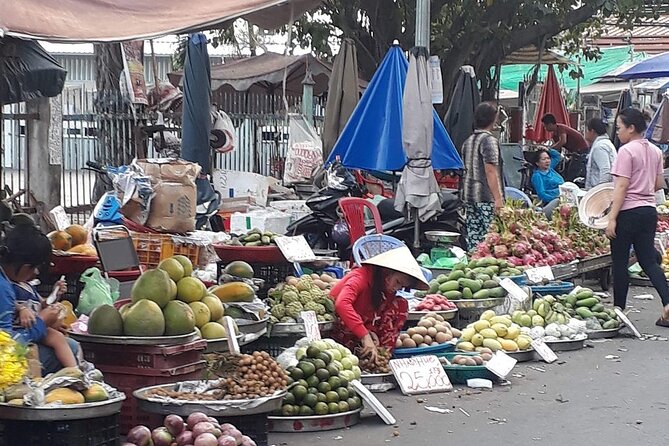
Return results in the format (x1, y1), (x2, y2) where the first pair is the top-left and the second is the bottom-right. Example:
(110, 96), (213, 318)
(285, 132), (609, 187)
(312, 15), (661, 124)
(181, 33), (212, 174)
(326, 45), (462, 171)
(617, 51), (669, 79)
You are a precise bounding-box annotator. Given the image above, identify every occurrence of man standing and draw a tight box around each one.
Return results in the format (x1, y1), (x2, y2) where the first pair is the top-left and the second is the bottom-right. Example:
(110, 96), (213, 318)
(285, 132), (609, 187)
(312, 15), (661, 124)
(541, 113), (589, 181)
(460, 102), (504, 251)
(584, 117), (616, 190)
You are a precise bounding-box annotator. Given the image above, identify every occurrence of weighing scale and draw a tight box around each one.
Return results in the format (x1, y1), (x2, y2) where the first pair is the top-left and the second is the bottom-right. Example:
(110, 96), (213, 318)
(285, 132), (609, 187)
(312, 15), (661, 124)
(424, 231), (462, 268)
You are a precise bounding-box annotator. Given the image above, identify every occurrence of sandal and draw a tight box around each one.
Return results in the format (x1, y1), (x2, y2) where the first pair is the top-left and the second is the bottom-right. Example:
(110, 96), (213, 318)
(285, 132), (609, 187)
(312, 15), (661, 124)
(655, 317), (669, 328)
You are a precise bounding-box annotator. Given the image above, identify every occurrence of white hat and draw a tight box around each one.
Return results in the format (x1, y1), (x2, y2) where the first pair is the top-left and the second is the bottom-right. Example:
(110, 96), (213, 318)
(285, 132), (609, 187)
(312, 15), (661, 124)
(362, 246), (430, 290)
(578, 182), (614, 229)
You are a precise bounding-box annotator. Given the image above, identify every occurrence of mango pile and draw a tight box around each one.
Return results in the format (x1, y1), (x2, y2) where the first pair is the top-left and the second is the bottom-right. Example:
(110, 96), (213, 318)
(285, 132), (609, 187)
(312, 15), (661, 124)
(422, 260), (509, 300)
(556, 289), (621, 331)
(510, 294), (572, 328)
(456, 310), (532, 353)
(267, 275), (336, 324)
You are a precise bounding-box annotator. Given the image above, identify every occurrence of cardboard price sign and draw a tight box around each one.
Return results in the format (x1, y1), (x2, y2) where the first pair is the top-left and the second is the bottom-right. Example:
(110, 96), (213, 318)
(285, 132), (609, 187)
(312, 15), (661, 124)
(531, 339), (558, 363)
(484, 351), (517, 379)
(222, 316), (240, 355)
(525, 266), (554, 283)
(300, 311), (321, 341)
(389, 355), (452, 395)
(274, 235), (316, 263)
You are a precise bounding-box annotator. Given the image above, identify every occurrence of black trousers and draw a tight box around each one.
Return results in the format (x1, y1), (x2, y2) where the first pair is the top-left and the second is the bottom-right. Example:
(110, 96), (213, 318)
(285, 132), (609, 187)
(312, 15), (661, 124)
(611, 206), (669, 308)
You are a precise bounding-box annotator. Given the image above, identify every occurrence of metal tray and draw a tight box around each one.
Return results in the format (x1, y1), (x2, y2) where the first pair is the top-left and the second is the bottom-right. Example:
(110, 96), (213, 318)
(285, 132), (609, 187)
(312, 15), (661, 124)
(0, 395), (125, 421)
(407, 308), (457, 321)
(425, 266), (452, 277)
(133, 382), (286, 417)
(586, 327), (621, 339)
(67, 331), (198, 346)
(544, 336), (587, 351)
(360, 372), (395, 385)
(268, 408), (362, 432)
(203, 334), (246, 353)
(449, 298), (506, 310)
(269, 321), (334, 337)
(505, 349), (536, 362)
(235, 317), (270, 335)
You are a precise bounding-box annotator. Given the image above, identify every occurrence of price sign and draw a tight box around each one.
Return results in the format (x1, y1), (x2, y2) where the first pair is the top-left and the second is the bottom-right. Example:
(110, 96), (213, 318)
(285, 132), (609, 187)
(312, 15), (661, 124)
(49, 206), (71, 231)
(274, 235), (316, 263)
(389, 355), (452, 395)
(525, 266), (554, 284)
(531, 339), (558, 363)
(614, 308), (642, 339)
(485, 351), (517, 379)
(499, 278), (529, 303)
(300, 311), (321, 341)
(222, 316), (240, 355)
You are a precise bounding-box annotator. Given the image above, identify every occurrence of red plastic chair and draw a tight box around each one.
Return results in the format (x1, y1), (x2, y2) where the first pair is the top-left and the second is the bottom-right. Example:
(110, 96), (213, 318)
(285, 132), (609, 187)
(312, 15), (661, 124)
(338, 197), (383, 245)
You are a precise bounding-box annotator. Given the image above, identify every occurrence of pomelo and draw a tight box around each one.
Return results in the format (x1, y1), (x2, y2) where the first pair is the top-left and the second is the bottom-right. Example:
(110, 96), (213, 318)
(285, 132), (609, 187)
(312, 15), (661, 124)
(201, 294), (224, 321)
(172, 255), (193, 278)
(64, 224), (88, 246)
(177, 277), (206, 303)
(163, 300), (196, 335)
(158, 258), (185, 282)
(189, 301), (211, 328)
(88, 304), (123, 336)
(123, 300), (165, 336)
(200, 322), (227, 339)
(130, 268), (173, 308)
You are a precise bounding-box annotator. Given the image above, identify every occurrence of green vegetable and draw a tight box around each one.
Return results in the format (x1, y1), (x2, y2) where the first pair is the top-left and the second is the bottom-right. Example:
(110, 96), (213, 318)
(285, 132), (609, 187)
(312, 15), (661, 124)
(438, 281), (460, 293)
(575, 297), (598, 308)
(488, 287), (506, 298)
(575, 289), (594, 301)
(458, 278), (482, 293)
(472, 289), (491, 299)
(443, 290), (463, 300)
(447, 270), (465, 281)
(575, 307), (593, 318)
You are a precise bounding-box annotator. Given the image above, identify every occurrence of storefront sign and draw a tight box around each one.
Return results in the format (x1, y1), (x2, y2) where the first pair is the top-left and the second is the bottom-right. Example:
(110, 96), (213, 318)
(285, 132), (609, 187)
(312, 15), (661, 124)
(389, 355), (452, 395)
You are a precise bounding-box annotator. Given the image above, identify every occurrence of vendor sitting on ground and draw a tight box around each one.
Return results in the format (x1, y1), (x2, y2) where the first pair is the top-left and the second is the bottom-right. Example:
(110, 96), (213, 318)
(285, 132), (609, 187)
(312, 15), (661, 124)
(532, 148), (565, 218)
(0, 225), (80, 375)
(329, 246), (429, 363)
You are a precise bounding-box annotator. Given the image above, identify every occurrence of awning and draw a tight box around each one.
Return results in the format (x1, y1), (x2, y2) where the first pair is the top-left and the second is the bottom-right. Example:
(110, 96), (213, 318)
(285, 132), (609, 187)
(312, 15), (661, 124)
(1, 0), (319, 42)
(503, 45), (572, 65)
(169, 52), (367, 96)
(0, 36), (66, 104)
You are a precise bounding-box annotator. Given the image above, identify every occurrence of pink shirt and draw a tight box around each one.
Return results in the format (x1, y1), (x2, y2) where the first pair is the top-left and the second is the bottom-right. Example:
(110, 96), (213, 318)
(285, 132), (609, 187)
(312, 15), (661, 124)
(611, 139), (663, 211)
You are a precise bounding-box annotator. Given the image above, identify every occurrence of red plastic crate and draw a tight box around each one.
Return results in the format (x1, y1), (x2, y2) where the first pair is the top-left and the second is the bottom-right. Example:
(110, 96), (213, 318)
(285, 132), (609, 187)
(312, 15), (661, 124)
(99, 360), (206, 434)
(80, 339), (206, 370)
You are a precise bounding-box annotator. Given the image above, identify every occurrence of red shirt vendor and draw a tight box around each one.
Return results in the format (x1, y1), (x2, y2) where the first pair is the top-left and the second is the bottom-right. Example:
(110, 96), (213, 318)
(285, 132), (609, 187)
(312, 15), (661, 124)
(329, 246), (429, 361)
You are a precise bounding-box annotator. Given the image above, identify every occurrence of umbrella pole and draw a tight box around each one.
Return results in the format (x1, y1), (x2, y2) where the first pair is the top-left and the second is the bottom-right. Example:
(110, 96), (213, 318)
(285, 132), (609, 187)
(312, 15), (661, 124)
(413, 207), (421, 251)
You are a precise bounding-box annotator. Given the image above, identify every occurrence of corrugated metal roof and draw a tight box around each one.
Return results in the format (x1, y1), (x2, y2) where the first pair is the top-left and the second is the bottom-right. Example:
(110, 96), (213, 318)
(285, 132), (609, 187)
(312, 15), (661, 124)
(599, 16), (669, 38)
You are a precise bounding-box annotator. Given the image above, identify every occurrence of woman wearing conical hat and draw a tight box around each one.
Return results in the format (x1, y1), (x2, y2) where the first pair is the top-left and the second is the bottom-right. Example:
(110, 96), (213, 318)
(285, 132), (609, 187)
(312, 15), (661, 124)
(329, 246), (429, 362)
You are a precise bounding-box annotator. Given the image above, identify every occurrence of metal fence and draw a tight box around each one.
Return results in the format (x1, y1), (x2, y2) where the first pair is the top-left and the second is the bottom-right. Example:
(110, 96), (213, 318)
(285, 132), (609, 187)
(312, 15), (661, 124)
(1, 88), (325, 222)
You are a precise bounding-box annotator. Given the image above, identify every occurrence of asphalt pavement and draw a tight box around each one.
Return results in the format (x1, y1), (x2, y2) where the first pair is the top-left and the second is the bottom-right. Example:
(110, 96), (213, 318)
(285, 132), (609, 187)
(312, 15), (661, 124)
(270, 284), (669, 445)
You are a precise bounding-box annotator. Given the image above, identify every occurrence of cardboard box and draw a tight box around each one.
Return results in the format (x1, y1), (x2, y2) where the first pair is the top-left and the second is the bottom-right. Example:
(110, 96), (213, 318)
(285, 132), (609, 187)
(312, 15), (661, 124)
(134, 159), (201, 233)
(229, 210), (291, 235)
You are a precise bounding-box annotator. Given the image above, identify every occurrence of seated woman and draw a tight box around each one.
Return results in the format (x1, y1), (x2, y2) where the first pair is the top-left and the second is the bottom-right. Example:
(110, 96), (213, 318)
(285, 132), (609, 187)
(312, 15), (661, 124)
(532, 149), (565, 218)
(0, 225), (80, 375)
(329, 245), (429, 362)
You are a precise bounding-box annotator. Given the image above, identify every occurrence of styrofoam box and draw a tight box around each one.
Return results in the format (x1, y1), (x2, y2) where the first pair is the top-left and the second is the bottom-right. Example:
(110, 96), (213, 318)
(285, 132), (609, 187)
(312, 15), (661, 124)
(230, 211), (292, 235)
(269, 200), (312, 223)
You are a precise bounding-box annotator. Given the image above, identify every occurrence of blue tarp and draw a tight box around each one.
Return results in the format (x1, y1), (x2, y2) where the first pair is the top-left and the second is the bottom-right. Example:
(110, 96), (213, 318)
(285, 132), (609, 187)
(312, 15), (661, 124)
(326, 46), (463, 171)
(618, 51), (669, 80)
(181, 33), (212, 174)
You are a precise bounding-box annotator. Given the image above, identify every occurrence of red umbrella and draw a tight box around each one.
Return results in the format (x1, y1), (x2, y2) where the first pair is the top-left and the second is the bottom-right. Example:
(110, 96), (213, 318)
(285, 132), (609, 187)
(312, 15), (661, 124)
(532, 65), (570, 143)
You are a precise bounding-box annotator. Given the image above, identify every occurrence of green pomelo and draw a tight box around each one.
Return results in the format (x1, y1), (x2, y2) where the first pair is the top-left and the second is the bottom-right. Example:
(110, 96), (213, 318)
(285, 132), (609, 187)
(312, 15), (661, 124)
(158, 258), (185, 282)
(123, 300), (165, 336)
(163, 300), (196, 335)
(88, 304), (123, 336)
(130, 268), (173, 308)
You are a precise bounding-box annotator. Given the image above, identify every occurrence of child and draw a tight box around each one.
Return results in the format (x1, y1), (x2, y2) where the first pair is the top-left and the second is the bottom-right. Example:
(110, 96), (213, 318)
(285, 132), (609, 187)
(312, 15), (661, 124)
(0, 225), (77, 369)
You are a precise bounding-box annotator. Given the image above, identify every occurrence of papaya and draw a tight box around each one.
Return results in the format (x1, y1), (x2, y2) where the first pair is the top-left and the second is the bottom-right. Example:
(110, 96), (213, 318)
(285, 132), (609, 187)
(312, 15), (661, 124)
(452, 262), (466, 272)
(475, 274), (492, 282)
(575, 307), (593, 318)
(575, 289), (594, 300)
(82, 383), (109, 403)
(428, 280), (440, 294)
(223, 261), (255, 279)
(210, 282), (255, 303)
(436, 274), (449, 284)
(458, 278), (482, 293)
(482, 338), (502, 352)
(590, 303), (605, 313)
(45, 388), (85, 405)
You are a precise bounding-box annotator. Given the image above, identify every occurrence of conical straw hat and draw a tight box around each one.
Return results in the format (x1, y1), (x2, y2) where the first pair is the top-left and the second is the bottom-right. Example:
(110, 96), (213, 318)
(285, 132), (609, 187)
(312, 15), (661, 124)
(578, 182), (614, 229)
(362, 245), (430, 290)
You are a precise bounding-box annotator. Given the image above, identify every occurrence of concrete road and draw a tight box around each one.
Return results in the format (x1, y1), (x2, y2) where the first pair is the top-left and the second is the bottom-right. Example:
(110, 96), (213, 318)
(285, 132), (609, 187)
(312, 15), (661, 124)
(270, 285), (669, 445)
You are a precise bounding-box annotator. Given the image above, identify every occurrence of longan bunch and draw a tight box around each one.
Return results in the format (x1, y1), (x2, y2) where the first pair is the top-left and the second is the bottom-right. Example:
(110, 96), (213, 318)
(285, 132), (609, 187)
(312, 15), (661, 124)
(216, 351), (288, 400)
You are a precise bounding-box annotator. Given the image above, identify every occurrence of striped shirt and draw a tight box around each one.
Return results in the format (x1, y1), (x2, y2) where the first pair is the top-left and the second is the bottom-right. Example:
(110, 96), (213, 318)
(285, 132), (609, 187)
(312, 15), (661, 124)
(460, 130), (504, 203)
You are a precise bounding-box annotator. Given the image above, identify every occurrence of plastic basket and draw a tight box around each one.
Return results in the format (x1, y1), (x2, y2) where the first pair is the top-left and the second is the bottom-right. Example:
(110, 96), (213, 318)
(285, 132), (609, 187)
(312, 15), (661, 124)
(247, 263), (296, 298)
(131, 232), (201, 269)
(79, 339), (206, 370)
(36, 273), (85, 308)
(530, 281), (574, 296)
(99, 361), (206, 434)
(438, 352), (498, 384)
(0, 413), (120, 446)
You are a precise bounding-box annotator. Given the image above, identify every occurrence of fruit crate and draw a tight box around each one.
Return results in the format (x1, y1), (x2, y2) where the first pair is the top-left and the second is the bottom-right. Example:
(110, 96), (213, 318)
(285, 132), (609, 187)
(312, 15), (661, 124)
(0, 413), (119, 446)
(99, 360), (206, 434)
(79, 339), (206, 369)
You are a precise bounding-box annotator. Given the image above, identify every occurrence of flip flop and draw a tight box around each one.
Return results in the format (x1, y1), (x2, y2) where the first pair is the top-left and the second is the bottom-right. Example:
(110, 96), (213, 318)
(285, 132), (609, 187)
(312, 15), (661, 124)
(655, 317), (669, 328)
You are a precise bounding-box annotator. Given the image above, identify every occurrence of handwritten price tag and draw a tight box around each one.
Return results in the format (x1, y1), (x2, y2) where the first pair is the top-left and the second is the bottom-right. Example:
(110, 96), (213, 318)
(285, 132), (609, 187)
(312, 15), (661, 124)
(389, 355), (452, 395)
(485, 351), (517, 379)
(274, 235), (316, 263)
(222, 316), (240, 355)
(531, 339), (558, 363)
(525, 266), (554, 284)
(300, 311), (321, 341)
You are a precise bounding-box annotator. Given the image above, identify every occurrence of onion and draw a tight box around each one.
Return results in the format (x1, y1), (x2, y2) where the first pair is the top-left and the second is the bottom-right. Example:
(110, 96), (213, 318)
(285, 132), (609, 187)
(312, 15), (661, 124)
(240, 435), (257, 446)
(187, 412), (210, 430)
(194, 433), (218, 446)
(152, 427), (174, 446)
(192, 422), (216, 438)
(127, 426), (152, 446)
(164, 415), (185, 436)
(218, 436), (237, 446)
(176, 430), (194, 446)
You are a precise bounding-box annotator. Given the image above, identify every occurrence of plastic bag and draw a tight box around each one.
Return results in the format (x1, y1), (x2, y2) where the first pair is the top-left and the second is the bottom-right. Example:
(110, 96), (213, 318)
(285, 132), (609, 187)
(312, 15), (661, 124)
(283, 114), (323, 185)
(211, 108), (236, 154)
(76, 268), (119, 315)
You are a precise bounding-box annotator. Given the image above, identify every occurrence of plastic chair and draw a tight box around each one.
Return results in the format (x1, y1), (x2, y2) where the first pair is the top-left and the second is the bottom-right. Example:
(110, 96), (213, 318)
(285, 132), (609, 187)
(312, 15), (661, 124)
(504, 187), (533, 207)
(352, 234), (404, 265)
(338, 197), (383, 245)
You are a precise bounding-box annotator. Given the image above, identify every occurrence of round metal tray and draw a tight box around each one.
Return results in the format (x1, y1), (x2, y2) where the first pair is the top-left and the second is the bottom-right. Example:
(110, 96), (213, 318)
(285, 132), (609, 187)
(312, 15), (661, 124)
(269, 321), (334, 337)
(0, 395), (125, 421)
(544, 336), (587, 351)
(360, 372), (395, 385)
(133, 382), (286, 417)
(67, 331), (198, 345)
(586, 327), (621, 339)
(268, 408), (362, 432)
(407, 308), (457, 321)
(505, 349), (536, 362)
(449, 298), (506, 310)
(235, 317), (269, 335)
(425, 266), (452, 277)
(203, 333), (246, 353)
